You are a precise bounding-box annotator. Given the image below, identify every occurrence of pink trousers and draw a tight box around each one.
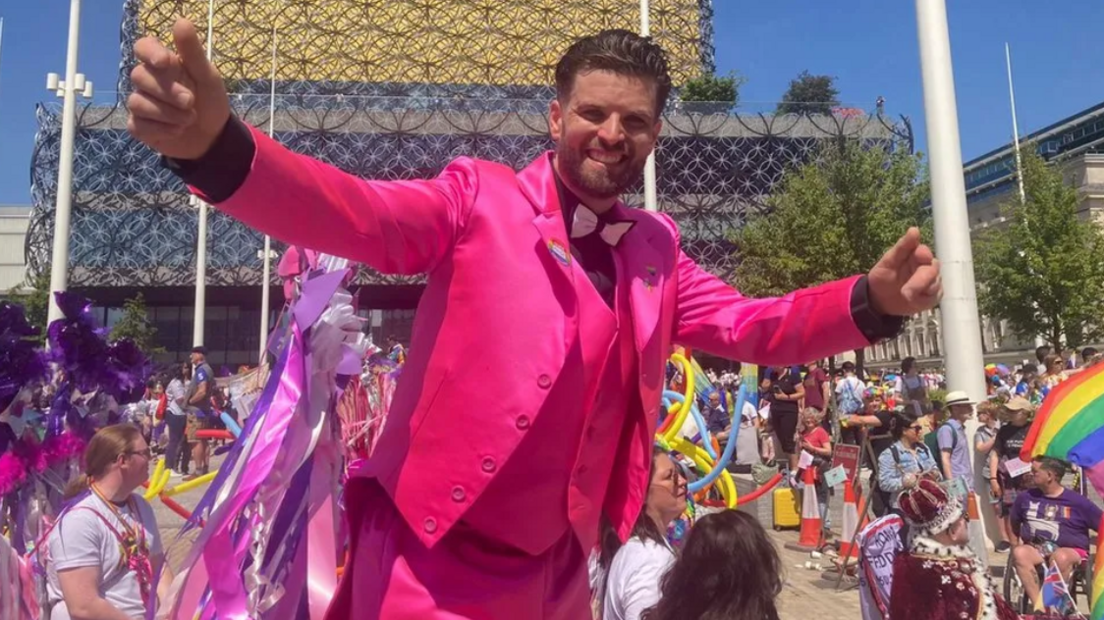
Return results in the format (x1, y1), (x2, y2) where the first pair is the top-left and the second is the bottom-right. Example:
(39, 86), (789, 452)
(325, 478), (592, 620)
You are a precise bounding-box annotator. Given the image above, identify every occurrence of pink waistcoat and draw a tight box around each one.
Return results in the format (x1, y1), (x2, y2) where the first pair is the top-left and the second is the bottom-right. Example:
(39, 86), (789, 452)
(463, 243), (633, 555)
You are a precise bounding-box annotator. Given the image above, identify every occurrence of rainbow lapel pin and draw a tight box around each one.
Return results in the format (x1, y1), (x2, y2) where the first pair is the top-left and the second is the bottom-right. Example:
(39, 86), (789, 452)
(548, 239), (571, 267)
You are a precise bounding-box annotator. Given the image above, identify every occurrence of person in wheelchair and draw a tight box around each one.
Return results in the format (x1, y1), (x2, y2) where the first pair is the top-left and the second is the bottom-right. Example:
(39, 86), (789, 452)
(1009, 456), (1102, 606)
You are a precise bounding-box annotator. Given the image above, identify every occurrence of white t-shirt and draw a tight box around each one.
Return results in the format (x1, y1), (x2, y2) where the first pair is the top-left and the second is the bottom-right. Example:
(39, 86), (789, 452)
(602, 536), (676, 620)
(166, 379), (187, 416)
(46, 492), (163, 620)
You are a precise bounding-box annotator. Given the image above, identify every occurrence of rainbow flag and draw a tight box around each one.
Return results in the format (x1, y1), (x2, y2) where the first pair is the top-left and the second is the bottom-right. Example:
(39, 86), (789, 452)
(1020, 363), (1104, 470)
(1020, 364), (1104, 619)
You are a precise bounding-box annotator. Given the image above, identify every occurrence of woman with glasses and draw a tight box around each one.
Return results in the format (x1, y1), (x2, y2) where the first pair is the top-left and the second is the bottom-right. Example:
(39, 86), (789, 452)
(877, 409), (940, 542)
(45, 424), (168, 620)
(598, 447), (687, 620)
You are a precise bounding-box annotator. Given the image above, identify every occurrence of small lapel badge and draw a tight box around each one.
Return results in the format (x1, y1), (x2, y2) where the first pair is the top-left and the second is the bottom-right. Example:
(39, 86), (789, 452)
(548, 239), (571, 267)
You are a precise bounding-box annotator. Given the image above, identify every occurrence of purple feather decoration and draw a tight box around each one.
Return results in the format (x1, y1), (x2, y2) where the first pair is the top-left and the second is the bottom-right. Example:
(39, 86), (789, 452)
(0, 301), (49, 413)
(48, 292), (152, 406)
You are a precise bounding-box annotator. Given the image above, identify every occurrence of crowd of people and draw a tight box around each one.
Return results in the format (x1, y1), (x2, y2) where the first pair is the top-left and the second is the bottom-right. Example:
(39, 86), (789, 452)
(689, 348), (1103, 619)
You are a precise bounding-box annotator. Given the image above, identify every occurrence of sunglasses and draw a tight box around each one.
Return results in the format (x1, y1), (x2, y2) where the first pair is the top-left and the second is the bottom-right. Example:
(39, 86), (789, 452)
(125, 448), (153, 460)
(908, 425), (923, 431)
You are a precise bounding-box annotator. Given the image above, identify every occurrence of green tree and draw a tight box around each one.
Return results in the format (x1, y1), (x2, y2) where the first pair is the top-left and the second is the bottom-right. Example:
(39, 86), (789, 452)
(109, 293), (164, 356)
(974, 150), (1104, 350)
(732, 141), (930, 371)
(680, 71), (745, 110)
(776, 71), (840, 115)
(1, 271), (51, 344)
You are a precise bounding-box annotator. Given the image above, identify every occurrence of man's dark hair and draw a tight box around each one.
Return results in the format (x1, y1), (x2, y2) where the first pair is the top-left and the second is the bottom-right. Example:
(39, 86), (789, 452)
(555, 29), (672, 116)
(1036, 345), (1051, 363)
(1033, 456), (1067, 481)
(1082, 347), (1098, 360)
(901, 356), (916, 374)
(841, 361), (855, 372)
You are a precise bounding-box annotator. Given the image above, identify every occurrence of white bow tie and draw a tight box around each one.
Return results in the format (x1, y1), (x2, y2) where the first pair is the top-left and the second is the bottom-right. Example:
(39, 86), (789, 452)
(570, 204), (635, 246)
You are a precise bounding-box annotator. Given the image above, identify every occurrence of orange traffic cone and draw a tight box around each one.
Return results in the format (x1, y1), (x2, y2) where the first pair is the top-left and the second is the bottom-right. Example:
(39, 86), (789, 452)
(785, 466), (822, 552)
(838, 480), (862, 559)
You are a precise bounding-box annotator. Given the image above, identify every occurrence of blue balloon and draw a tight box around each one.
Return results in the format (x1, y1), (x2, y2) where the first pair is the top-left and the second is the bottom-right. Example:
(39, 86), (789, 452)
(220, 411), (242, 438)
(687, 385), (745, 493)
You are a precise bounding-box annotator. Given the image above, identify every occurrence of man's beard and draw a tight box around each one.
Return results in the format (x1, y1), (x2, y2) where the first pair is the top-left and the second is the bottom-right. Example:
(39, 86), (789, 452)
(556, 142), (644, 200)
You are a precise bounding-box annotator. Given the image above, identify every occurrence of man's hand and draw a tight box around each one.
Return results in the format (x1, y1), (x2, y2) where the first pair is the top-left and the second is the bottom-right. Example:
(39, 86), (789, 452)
(868, 227), (942, 317)
(127, 18), (230, 160)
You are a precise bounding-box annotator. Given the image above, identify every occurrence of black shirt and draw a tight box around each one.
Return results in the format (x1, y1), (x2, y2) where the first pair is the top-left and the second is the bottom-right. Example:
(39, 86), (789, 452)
(770, 373), (800, 416)
(552, 170), (617, 309)
(995, 423), (1031, 461)
(869, 410), (896, 460)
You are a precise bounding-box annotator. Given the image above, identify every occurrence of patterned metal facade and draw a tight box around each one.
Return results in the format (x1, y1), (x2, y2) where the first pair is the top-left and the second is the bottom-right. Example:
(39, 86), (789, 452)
(27, 0), (911, 290)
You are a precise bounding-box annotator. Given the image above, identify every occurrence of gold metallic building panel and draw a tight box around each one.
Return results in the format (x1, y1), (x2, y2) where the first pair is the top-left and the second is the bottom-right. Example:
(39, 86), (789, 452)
(139, 0), (707, 86)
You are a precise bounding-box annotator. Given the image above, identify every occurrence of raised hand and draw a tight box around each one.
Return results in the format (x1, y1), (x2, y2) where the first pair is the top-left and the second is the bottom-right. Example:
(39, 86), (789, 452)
(868, 227), (942, 317)
(127, 18), (230, 160)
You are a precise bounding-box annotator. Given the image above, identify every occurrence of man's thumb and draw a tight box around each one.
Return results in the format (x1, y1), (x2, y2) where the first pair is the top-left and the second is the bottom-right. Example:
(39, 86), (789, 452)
(172, 18), (219, 85)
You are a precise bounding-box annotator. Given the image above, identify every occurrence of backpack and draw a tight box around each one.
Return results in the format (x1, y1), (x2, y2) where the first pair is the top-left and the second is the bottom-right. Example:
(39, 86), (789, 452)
(923, 423), (957, 478)
(838, 378), (864, 414)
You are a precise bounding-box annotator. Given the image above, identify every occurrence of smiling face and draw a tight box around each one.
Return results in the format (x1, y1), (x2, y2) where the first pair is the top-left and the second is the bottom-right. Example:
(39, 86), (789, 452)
(549, 70), (662, 211)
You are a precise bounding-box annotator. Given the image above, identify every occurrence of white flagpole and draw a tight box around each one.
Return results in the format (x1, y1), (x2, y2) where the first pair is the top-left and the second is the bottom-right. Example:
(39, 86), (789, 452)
(639, 0), (658, 212)
(915, 0), (985, 404)
(259, 23), (277, 362)
(192, 0), (215, 347)
(1005, 43), (1025, 204)
(46, 1), (83, 327)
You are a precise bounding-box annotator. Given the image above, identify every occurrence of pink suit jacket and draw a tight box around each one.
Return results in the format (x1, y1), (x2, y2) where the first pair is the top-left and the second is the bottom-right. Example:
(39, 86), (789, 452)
(202, 125), (874, 548)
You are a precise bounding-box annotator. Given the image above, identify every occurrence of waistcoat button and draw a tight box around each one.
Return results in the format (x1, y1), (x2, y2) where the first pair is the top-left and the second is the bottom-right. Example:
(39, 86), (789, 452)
(423, 517), (438, 533)
(481, 457), (497, 473)
(537, 374), (552, 389)
(516, 415), (531, 430)
(451, 486), (466, 502)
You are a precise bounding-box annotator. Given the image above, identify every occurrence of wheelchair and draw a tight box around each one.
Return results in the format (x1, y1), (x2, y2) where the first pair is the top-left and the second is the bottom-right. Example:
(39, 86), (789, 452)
(1002, 545), (1094, 615)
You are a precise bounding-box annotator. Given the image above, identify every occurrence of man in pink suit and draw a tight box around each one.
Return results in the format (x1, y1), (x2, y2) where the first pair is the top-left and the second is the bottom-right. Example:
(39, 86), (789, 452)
(128, 20), (942, 620)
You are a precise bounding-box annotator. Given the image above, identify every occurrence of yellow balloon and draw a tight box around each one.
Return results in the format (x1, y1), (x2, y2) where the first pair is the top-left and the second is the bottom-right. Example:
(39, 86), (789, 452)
(668, 437), (737, 507)
(144, 458), (166, 500)
(161, 471), (218, 498)
(661, 353), (696, 444)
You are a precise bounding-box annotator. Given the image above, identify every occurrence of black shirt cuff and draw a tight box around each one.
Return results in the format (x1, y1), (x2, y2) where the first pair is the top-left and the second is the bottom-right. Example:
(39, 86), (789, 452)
(162, 115), (255, 203)
(850, 275), (906, 343)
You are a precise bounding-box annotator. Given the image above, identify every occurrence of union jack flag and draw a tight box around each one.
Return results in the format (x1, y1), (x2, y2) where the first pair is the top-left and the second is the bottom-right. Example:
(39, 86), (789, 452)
(1040, 561), (1076, 616)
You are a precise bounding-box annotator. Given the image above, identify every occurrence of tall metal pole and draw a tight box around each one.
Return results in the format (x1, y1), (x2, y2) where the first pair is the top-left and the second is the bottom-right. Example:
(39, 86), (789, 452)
(192, 0), (215, 347)
(46, 0), (83, 327)
(639, 0), (658, 212)
(1005, 43), (1025, 204)
(259, 23), (277, 362)
(915, 0), (986, 402)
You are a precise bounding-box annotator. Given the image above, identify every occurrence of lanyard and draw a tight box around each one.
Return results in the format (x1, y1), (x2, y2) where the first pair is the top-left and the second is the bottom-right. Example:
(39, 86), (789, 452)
(90, 484), (153, 607)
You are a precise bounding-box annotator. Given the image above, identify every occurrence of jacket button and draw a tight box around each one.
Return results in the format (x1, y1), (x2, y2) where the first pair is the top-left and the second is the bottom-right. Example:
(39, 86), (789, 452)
(537, 374), (551, 389)
(516, 415), (530, 430)
(423, 517), (438, 534)
(451, 486), (466, 502)
(481, 457), (497, 473)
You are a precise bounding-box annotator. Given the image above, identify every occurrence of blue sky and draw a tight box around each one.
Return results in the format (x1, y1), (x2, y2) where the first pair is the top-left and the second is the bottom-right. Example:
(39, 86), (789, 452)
(0, 1), (1100, 205)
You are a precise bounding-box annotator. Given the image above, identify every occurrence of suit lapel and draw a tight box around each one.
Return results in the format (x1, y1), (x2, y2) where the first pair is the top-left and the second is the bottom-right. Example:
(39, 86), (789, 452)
(517, 152), (577, 291)
(609, 204), (666, 354)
